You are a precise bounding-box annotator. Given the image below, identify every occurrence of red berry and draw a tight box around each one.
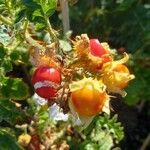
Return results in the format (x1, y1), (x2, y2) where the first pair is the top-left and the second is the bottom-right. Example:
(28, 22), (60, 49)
(90, 39), (109, 57)
(32, 66), (61, 99)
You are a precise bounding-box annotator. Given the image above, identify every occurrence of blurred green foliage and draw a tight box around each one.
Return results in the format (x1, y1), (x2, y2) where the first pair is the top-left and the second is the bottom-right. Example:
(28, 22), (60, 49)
(0, 128), (23, 150)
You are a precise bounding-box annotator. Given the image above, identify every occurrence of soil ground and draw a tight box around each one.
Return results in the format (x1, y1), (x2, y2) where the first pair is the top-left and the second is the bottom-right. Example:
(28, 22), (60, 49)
(111, 98), (150, 150)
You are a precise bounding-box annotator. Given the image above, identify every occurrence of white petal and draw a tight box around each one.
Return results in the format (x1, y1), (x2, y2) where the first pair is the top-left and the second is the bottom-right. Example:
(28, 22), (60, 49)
(102, 99), (110, 114)
(68, 99), (94, 130)
(32, 93), (48, 105)
(49, 103), (68, 122)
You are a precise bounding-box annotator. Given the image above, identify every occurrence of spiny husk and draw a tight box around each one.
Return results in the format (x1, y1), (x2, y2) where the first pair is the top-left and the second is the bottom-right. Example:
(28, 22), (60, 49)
(102, 53), (129, 73)
(69, 77), (106, 93)
(101, 53), (135, 96)
(72, 34), (90, 58)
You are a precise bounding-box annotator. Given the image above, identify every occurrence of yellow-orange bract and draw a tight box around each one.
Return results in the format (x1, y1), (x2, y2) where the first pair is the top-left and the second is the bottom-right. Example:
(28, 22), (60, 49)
(69, 78), (109, 117)
(72, 34), (90, 58)
(101, 53), (135, 95)
(112, 64), (130, 89)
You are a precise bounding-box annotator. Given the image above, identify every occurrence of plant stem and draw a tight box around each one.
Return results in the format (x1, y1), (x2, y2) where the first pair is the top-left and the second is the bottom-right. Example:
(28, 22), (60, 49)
(25, 32), (45, 53)
(23, 19), (29, 39)
(23, 19), (45, 52)
(45, 17), (58, 42)
(0, 15), (12, 26)
(59, 0), (70, 33)
(140, 134), (150, 150)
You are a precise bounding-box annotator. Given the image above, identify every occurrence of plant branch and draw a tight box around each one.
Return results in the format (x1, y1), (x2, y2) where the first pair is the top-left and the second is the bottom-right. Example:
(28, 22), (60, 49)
(25, 31), (45, 53)
(140, 134), (150, 150)
(59, 0), (70, 33)
(23, 19), (29, 39)
(45, 17), (58, 42)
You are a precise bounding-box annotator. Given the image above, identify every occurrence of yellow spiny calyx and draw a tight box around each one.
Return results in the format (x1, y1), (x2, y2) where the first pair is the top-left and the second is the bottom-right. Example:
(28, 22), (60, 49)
(72, 34), (90, 58)
(101, 53), (135, 96)
(69, 77), (106, 93)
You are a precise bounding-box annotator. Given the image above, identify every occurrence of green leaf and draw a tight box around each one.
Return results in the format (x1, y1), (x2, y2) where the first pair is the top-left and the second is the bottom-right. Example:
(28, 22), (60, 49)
(10, 51), (20, 61)
(22, 0), (42, 21)
(80, 141), (98, 150)
(23, 0), (57, 20)
(16, 48), (29, 64)
(33, 0), (57, 17)
(43, 0), (57, 17)
(1, 59), (12, 73)
(0, 44), (7, 60)
(0, 128), (23, 150)
(0, 99), (27, 125)
(0, 77), (29, 100)
(0, 45), (12, 74)
(81, 131), (113, 150)
(35, 22), (46, 31)
(36, 106), (53, 134)
(96, 114), (124, 142)
(15, 9), (26, 23)
(82, 114), (124, 150)
(32, 9), (43, 20)
(125, 80), (141, 105)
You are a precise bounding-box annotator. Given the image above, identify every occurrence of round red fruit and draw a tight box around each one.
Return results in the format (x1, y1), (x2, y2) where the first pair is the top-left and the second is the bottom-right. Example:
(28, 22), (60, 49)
(32, 66), (61, 99)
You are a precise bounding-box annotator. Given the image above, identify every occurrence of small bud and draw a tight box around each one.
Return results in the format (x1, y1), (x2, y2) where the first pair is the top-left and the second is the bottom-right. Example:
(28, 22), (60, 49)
(18, 133), (31, 147)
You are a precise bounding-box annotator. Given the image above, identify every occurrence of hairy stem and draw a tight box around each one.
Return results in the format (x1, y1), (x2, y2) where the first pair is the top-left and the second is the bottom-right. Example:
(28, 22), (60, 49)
(45, 17), (58, 42)
(0, 15), (12, 26)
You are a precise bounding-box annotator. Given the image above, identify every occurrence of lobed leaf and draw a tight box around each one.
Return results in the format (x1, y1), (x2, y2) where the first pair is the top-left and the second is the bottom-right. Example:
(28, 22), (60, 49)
(0, 128), (23, 150)
(81, 114), (124, 150)
(23, 0), (57, 20)
(0, 77), (29, 100)
(0, 99), (28, 125)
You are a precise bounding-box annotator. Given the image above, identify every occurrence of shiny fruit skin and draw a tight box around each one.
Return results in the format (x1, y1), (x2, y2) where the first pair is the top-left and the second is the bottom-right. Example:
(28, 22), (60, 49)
(89, 39), (112, 69)
(32, 66), (61, 99)
(71, 83), (107, 117)
(90, 39), (109, 57)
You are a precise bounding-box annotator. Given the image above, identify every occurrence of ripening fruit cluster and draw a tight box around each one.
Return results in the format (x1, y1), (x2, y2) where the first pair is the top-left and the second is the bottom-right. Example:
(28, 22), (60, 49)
(31, 34), (134, 118)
